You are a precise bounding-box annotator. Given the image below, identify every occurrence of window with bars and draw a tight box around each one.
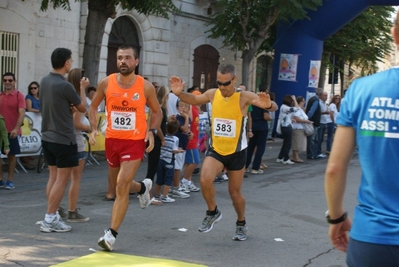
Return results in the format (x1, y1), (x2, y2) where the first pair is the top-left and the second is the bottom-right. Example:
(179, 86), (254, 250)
(0, 31), (19, 92)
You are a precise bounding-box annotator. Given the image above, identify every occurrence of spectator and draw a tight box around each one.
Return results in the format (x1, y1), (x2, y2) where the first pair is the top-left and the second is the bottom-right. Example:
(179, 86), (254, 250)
(306, 88), (323, 160)
(168, 100), (190, 199)
(245, 86), (272, 174)
(131, 85), (168, 205)
(86, 86), (101, 112)
(26, 81), (40, 113)
(276, 95), (299, 165)
(154, 118), (183, 203)
(0, 72), (26, 190)
(317, 92), (330, 158)
(324, 12), (399, 265)
(39, 48), (87, 233)
(59, 68), (91, 222)
(267, 92), (276, 141)
(291, 96), (312, 163)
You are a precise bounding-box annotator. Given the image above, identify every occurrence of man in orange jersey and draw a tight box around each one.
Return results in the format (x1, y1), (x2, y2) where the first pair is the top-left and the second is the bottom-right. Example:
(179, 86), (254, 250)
(89, 45), (162, 251)
(170, 63), (277, 241)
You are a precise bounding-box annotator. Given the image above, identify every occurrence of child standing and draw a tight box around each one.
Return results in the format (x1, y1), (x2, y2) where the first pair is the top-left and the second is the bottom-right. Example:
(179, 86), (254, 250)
(169, 100), (191, 198)
(155, 118), (183, 203)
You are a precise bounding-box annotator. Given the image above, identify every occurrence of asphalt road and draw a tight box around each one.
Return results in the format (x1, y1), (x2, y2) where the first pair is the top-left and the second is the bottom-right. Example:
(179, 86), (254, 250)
(0, 139), (360, 267)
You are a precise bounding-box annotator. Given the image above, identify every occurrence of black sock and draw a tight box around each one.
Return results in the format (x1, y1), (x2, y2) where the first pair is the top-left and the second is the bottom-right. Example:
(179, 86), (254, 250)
(109, 228), (118, 238)
(138, 182), (146, 195)
(207, 206), (218, 215)
(236, 219), (246, 226)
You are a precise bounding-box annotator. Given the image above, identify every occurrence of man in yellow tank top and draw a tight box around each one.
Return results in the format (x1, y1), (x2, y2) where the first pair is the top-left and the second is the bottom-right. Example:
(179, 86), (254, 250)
(89, 45), (162, 251)
(170, 63), (277, 241)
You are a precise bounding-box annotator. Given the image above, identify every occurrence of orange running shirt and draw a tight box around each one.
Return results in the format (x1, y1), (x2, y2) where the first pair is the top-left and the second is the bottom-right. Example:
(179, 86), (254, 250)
(105, 74), (147, 140)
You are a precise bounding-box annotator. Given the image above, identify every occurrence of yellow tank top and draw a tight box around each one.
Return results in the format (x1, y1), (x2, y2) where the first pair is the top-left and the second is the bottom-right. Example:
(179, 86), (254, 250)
(105, 74), (147, 140)
(210, 90), (247, 155)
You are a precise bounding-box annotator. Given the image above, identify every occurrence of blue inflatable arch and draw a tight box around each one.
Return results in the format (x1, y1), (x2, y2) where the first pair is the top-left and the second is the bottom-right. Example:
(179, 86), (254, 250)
(270, 0), (399, 103)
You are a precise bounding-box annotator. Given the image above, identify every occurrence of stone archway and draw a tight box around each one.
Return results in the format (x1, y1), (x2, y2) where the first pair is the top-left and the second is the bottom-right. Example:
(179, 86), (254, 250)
(192, 45), (220, 93)
(106, 16), (141, 75)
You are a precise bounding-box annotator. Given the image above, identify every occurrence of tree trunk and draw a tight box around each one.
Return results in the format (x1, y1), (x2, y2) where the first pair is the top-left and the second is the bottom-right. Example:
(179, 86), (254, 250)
(82, 9), (109, 85)
(241, 47), (257, 88)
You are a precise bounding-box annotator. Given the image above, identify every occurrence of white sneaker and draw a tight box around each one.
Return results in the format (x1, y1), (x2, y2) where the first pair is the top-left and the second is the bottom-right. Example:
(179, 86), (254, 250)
(98, 229), (116, 251)
(179, 182), (190, 193)
(40, 218), (72, 233)
(188, 182), (200, 192)
(138, 178), (152, 209)
(220, 174), (229, 181)
(250, 169), (264, 174)
(160, 195), (175, 203)
(283, 159), (295, 165)
(317, 154), (327, 158)
(276, 158), (284, 163)
(245, 168), (250, 173)
(170, 188), (190, 198)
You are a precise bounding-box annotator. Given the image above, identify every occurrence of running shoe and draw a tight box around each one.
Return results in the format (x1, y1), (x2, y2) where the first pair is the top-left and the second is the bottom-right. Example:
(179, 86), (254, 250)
(98, 229), (115, 251)
(198, 210), (222, 233)
(40, 218), (72, 233)
(160, 195), (175, 203)
(233, 225), (248, 241)
(138, 178), (152, 209)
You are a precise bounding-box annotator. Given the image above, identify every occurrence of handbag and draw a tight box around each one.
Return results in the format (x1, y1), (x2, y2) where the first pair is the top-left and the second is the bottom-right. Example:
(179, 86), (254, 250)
(303, 123), (314, 136)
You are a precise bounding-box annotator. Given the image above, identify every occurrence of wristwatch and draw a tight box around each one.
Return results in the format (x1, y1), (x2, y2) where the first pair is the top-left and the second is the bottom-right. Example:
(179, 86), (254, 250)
(325, 210), (348, 224)
(149, 129), (157, 135)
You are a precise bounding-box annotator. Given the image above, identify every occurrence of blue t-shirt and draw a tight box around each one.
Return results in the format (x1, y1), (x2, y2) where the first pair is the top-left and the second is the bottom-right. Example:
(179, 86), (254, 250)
(25, 94), (40, 110)
(338, 67), (399, 245)
(175, 114), (189, 150)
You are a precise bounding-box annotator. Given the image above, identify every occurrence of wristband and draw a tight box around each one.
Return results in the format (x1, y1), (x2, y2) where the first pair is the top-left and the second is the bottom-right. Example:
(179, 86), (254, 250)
(248, 129), (252, 132)
(265, 103), (273, 109)
(325, 211), (348, 224)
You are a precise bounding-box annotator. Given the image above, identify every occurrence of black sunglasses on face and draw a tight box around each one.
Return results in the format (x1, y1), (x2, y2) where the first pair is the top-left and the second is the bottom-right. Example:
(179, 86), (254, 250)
(3, 79), (13, 83)
(30, 87), (38, 90)
(216, 78), (235, 87)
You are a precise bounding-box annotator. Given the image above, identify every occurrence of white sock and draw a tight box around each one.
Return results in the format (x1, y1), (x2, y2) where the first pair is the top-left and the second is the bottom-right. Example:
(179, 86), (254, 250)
(182, 178), (189, 184)
(187, 180), (192, 185)
(45, 213), (56, 223)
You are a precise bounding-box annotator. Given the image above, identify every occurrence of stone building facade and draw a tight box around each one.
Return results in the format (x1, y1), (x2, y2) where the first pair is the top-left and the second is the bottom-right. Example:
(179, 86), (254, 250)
(0, 0), (271, 95)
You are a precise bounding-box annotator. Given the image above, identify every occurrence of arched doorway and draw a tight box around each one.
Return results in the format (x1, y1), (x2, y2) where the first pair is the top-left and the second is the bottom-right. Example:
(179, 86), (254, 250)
(107, 16), (141, 75)
(192, 45), (219, 93)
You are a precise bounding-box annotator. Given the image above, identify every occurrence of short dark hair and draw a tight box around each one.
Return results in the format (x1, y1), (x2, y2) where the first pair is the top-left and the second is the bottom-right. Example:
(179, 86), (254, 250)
(296, 96), (304, 103)
(282, 94), (293, 106)
(217, 63), (235, 76)
(2, 72), (15, 80)
(87, 86), (97, 94)
(166, 119), (180, 135)
(51, 48), (72, 69)
(118, 45), (139, 59)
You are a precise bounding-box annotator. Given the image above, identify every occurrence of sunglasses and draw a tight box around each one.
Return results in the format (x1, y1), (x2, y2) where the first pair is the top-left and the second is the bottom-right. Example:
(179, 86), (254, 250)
(30, 87), (38, 90)
(3, 79), (13, 83)
(216, 78), (235, 87)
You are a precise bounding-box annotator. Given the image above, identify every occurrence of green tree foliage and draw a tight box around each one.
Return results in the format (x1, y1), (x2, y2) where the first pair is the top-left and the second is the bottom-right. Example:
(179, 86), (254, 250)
(206, 0), (322, 85)
(323, 5), (394, 90)
(29, 0), (178, 83)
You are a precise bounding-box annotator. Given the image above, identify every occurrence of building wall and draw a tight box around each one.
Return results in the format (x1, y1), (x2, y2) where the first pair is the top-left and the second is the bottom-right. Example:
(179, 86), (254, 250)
(0, 0), (82, 94)
(1, 0), (249, 95)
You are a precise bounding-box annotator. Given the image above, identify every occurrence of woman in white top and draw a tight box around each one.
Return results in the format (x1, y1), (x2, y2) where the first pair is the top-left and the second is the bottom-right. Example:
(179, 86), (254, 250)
(291, 96), (312, 163)
(276, 95), (299, 164)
